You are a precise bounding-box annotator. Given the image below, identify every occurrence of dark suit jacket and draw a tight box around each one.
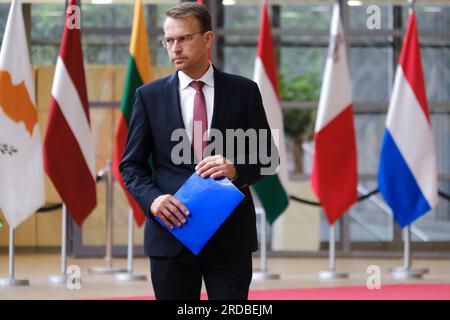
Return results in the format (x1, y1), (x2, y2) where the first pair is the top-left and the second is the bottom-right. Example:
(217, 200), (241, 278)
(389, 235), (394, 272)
(119, 66), (277, 257)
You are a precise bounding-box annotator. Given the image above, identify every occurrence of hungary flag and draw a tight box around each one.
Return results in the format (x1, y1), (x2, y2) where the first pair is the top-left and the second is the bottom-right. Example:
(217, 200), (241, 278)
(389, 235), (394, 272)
(112, 0), (152, 226)
(252, 1), (289, 224)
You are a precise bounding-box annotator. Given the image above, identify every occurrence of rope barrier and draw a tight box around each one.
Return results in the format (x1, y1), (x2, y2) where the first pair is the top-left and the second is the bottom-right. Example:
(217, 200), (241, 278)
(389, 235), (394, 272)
(290, 188), (450, 206)
(289, 188), (380, 206)
(439, 190), (450, 201)
(31, 185), (450, 214)
(36, 203), (62, 212)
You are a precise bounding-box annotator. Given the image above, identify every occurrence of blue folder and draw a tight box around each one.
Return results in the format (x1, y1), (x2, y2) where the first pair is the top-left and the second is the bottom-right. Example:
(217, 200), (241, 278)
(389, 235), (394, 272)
(155, 173), (244, 255)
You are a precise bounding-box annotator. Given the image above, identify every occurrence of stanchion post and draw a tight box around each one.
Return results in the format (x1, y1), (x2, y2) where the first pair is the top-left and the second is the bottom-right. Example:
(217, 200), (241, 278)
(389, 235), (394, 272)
(252, 207), (280, 280)
(89, 160), (126, 274)
(114, 208), (147, 282)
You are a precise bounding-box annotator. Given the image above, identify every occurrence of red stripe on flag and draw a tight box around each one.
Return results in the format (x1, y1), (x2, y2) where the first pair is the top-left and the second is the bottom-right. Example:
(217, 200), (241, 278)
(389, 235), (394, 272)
(257, 1), (280, 100)
(44, 100), (97, 226)
(59, 0), (90, 124)
(398, 11), (430, 123)
(311, 105), (358, 225)
(112, 114), (145, 226)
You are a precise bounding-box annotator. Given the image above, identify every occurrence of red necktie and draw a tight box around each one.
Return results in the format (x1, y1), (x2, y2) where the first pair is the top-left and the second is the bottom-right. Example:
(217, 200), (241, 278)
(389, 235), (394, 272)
(190, 81), (207, 162)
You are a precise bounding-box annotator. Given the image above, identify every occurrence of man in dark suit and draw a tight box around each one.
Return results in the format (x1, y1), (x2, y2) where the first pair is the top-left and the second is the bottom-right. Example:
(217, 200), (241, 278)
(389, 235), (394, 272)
(120, 2), (278, 300)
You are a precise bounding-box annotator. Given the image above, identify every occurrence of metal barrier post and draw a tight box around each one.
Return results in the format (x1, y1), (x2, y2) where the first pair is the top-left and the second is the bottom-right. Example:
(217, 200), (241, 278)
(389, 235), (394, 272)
(115, 208), (147, 282)
(89, 160), (126, 274)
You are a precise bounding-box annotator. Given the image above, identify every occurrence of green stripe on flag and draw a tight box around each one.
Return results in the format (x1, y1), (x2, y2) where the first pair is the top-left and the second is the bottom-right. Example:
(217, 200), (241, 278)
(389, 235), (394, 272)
(253, 174), (289, 224)
(121, 56), (144, 125)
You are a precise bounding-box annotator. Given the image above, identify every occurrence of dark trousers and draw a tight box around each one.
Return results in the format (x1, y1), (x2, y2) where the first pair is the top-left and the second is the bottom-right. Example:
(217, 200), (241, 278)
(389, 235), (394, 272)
(149, 240), (252, 300)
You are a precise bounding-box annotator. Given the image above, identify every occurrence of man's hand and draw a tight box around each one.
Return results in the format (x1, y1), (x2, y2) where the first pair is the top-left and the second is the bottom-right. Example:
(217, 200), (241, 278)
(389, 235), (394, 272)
(150, 194), (190, 230)
(195, 155), (237, 180)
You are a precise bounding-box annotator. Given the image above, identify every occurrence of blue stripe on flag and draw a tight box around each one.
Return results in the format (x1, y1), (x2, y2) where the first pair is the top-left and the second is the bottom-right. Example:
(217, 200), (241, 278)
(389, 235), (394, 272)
(378, 129), (431, 227)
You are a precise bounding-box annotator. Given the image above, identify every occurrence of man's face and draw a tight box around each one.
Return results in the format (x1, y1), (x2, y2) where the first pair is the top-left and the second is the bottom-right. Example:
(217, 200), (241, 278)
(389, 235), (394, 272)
(163, 16), (213, 72)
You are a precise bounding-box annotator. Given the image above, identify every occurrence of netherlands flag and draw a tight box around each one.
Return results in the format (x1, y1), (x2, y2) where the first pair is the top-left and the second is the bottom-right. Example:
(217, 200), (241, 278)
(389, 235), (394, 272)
(378, 10), (438, 228)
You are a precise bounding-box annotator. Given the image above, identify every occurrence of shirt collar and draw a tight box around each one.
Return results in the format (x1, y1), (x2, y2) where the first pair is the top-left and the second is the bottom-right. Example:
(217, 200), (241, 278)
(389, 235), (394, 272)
(178, 62), (214, 90)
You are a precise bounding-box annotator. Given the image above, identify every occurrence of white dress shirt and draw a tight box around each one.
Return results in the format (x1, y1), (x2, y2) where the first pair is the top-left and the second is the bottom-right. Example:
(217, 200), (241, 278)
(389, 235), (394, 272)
(178, 62), (214, 144)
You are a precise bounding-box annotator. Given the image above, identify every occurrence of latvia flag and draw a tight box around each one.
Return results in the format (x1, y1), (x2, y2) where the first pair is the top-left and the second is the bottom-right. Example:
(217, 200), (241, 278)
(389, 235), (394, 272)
(43, 0), (97, 226)
(311, 4), (358, 225)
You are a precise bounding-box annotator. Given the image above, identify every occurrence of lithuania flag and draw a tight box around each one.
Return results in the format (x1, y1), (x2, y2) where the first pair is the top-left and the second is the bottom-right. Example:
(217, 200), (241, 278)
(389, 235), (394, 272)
(112, 0), (152, 226)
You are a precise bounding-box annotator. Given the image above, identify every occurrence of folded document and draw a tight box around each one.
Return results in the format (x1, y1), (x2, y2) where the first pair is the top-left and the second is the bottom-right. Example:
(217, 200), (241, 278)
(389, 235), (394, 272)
(155, 173), (244, 255)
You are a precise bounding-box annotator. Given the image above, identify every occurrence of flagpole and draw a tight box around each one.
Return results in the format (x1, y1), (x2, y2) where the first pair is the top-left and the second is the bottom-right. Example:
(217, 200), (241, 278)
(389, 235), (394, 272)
(47, 204), (69, 284)
(317, 223), (348, 280)
(390, 225), (428, 279)
(408, 0), (416, 13)
(89, 160), (126, 274)
(0, 227), (30, 286)
(115, 208), (147, 282)
(252, 206), (280, 280)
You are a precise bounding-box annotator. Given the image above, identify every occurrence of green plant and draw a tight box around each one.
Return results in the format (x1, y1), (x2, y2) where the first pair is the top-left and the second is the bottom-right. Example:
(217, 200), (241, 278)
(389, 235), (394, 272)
(279, 72), (320, 173)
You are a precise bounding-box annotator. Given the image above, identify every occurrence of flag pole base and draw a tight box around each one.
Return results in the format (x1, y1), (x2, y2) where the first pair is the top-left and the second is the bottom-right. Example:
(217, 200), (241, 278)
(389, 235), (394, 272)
(47, 274), (68, 284)
(0, 277), (30, 287)
(252, 269), (280, 280)
(114, 272), (147, 282)
(389, 267), (428, 279)
(317, 270), (348, 280)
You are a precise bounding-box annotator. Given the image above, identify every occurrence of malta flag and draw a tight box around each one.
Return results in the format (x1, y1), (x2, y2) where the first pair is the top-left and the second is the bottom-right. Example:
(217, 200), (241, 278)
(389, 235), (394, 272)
(378, 10), (438, 228)
(0, 0), (45, 228)
(311, 4), (358, 225)
(112, 0), (151, 226)
(44, 0), (97, 226)
(252, 1), (289, 224)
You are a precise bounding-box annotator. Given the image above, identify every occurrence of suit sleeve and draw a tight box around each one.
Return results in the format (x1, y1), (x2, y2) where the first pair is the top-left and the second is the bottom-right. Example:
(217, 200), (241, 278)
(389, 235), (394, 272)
(119, 88), (164, 217)
(233, 82), (280, 189)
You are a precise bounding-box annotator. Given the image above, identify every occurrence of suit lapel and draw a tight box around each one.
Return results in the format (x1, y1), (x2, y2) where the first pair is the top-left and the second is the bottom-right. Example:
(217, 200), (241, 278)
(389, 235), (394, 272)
(165, 72), (185, 131)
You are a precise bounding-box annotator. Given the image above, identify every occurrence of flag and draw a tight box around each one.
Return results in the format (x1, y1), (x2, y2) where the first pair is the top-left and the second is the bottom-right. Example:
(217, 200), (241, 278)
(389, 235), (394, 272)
(43, 0), (97, 226)
(0, 0), (45, 228)
(112, 0), (151, 226)
(378, 10), (438, 228)
(252, 1), (289, 224)
(311, 4), (358, 225)
(196, 0), (211, 59)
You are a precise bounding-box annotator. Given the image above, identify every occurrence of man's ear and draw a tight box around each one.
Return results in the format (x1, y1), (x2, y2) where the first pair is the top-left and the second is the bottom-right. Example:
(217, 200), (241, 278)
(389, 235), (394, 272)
(205, 31), (214, 50)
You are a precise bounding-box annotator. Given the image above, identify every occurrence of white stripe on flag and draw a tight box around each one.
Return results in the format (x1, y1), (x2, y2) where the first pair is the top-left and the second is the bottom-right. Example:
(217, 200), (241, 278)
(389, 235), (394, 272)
(51, 56), (96, 178)
(386, 66), (438, 208)
(314, 4), (352, 132)
(253, 57), (288, 187)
